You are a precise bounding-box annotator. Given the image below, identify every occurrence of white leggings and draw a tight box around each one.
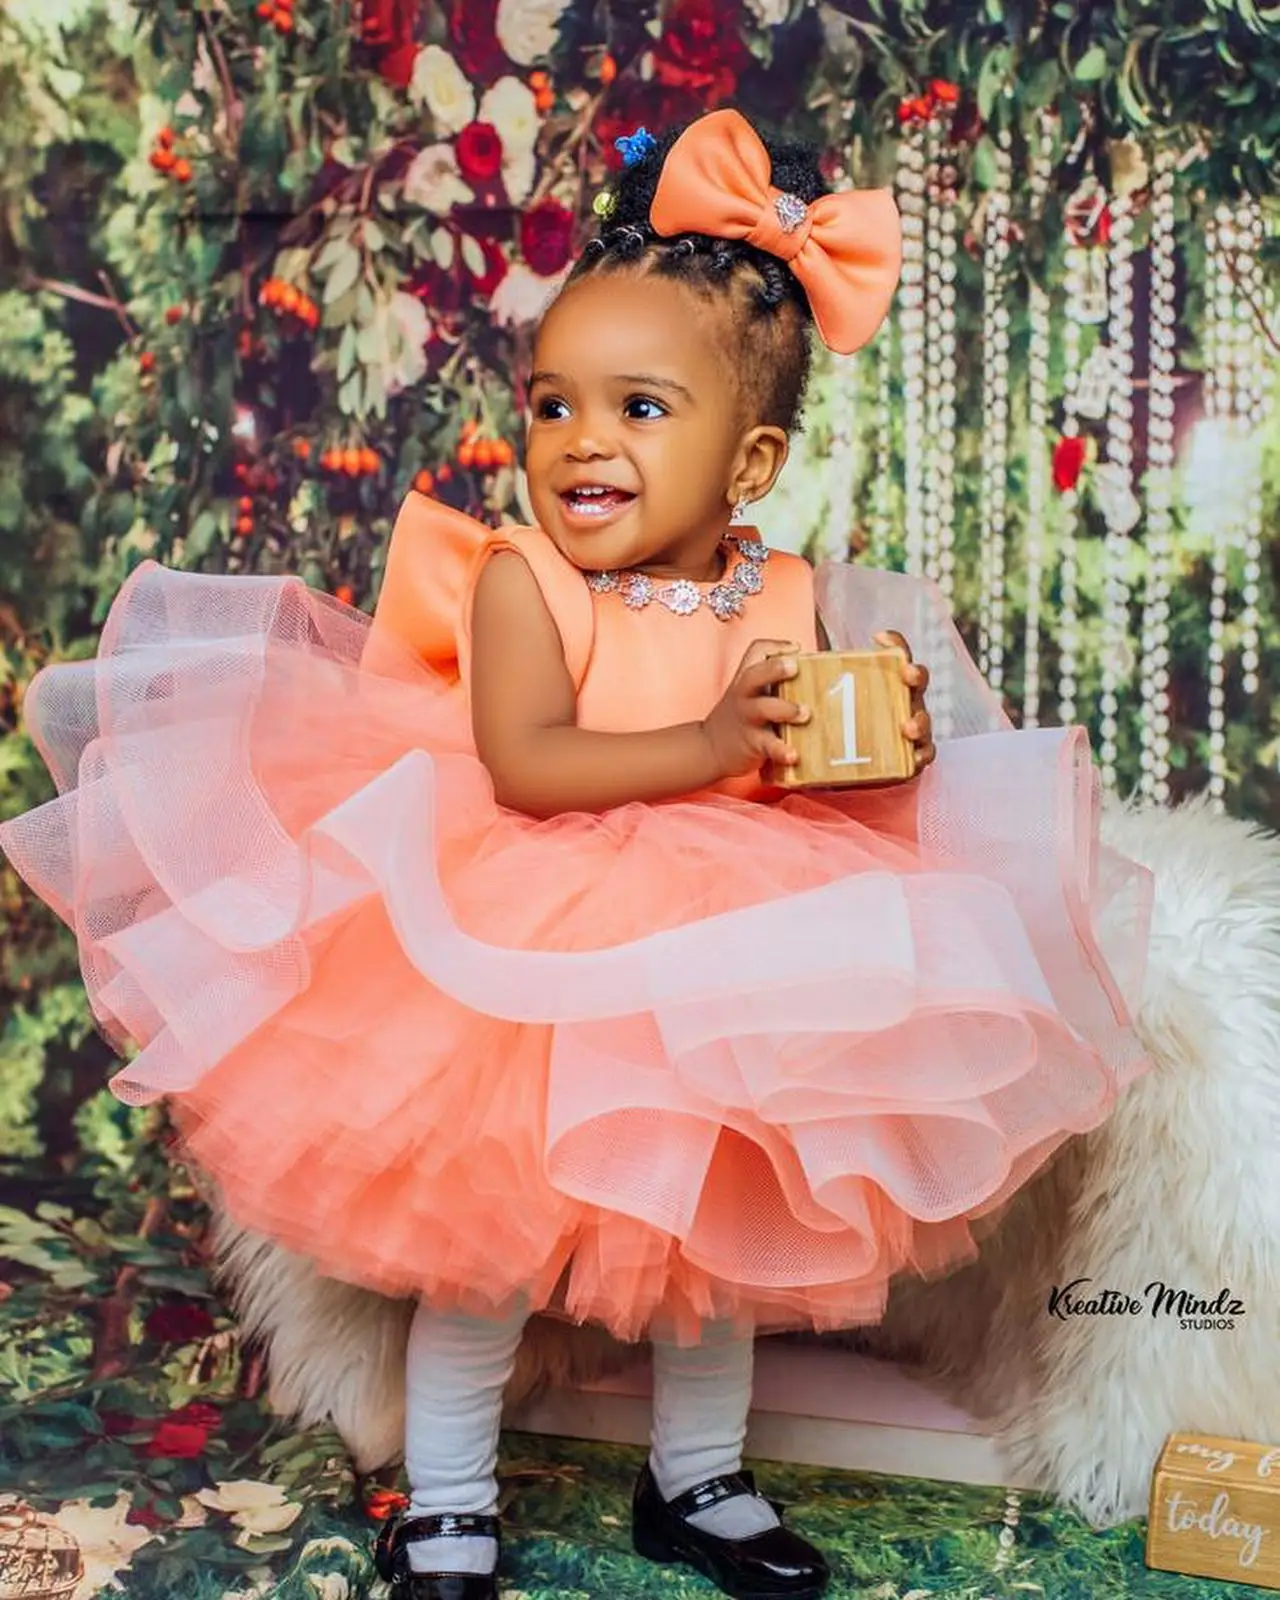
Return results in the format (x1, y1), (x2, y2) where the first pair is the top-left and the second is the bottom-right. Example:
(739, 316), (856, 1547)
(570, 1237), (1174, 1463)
(405, 1298), (758, 1517)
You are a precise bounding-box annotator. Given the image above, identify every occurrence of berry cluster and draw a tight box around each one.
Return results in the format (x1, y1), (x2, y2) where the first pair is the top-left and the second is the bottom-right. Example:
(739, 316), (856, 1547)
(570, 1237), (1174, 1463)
(529, 70), (555, 113)
(148, 126), (192, 184)
(255, 0), (294, 35)
(259, 278), (320, 330)
(320, 445), (381, 477)
(456, 422), (514, 472)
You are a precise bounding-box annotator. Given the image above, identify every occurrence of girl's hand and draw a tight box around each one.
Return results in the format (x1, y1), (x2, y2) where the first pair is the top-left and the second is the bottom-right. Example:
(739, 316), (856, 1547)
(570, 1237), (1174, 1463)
(700, 639), (811, 779)
(874, 629), (936, 774)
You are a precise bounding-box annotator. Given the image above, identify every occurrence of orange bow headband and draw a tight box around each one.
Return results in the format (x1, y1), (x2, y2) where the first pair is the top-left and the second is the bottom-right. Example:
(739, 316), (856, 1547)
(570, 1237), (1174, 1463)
(648, 110), (902, 356)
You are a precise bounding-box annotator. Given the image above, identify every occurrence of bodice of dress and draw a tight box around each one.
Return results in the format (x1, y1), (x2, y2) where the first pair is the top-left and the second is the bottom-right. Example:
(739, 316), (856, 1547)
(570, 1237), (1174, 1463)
(364, 496), (818, 802)
(474, 527), (818, 801)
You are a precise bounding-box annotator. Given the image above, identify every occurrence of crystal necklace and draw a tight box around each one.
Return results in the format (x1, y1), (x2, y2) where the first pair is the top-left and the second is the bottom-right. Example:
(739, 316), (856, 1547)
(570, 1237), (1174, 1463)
(584, 535), (769, 622)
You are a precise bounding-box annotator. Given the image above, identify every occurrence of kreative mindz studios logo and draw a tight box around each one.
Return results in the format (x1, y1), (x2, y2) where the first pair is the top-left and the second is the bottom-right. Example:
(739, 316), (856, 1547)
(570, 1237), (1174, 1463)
(1047, 1279), (1246, 1331)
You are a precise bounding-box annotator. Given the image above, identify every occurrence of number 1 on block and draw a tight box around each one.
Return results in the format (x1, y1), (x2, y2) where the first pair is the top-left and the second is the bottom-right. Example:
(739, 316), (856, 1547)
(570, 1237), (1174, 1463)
(828, 670), (871, 768)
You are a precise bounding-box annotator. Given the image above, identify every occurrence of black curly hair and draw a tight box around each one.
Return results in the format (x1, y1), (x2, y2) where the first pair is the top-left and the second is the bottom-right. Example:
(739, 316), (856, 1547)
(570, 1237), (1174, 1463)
(564, 120), (829, 434)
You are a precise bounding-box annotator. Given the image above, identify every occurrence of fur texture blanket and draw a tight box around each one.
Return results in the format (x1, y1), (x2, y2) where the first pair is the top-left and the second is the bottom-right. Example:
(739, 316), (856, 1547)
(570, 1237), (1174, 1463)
(211, 797), (1280, 1528)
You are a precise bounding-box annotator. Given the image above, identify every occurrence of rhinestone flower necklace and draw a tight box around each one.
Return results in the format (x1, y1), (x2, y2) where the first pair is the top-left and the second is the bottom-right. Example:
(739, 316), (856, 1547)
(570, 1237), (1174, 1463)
(584, 536), (769, 622)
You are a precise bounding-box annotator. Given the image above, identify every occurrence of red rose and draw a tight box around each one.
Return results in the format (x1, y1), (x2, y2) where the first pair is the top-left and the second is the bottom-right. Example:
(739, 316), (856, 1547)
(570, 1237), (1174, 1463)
(653, 0), (748, 104)
(144, 1401), (220, 1459)
(456, 122), (504, 184)
(126, 1503), (168, 1530)
(929, 79), (960, 106)
(520, 200), (575, 277)
(1096, 204), (1113, 246)
(449, 0), (509, 84)
(145, 1299), (216, 1345)
(1052, 435), (1088, 493)
(360, 0), (420, 88)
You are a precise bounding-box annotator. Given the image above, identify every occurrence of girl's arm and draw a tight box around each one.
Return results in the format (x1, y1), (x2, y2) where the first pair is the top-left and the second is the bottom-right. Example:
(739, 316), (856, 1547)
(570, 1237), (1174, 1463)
(471, 551), (727, 817)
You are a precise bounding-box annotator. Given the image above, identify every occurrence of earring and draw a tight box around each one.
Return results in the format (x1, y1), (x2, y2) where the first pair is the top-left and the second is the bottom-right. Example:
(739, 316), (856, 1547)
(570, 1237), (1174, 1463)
(731, 497), (749, 524)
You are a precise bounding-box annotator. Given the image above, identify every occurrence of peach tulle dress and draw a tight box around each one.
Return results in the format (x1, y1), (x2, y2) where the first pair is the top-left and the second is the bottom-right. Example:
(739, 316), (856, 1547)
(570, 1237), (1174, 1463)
(0, 495), (1153, 1344)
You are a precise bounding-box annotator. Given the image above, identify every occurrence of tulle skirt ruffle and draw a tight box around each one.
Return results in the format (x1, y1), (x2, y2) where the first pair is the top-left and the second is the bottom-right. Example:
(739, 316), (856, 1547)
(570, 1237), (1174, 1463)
(0, 561), (1152, 1343)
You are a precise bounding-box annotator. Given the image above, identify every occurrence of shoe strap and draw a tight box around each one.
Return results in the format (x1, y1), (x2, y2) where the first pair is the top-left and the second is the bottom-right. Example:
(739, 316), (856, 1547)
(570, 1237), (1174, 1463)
(397, 1512), (501, 1546)
(665, 1469), (758, 1519)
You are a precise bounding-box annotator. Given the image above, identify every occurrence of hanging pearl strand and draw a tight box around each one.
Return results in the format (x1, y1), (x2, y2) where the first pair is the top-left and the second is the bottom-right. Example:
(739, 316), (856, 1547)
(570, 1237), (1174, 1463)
(923, 115), (943, 582)
(823, 351), (860, 561)
(1057, 244), (1086, 727)
(1205, 208), (1233, 811)
(1097, 197), (1136, 790)
(896, 124), (928, 576)
(922, 111), (960, 599)
(868, 332), (894, 566)
(978, 128), (1013, 688)
(1236, 197), (1267, 700)
(1138, 149), (1178, 804)
(1023, 114), (1055, 728)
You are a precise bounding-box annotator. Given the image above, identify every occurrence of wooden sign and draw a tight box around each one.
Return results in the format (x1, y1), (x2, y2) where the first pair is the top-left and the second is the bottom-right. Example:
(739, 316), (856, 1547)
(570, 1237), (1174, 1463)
(1146, 1432), (1280, 1588)
(765, 649), (915, 790)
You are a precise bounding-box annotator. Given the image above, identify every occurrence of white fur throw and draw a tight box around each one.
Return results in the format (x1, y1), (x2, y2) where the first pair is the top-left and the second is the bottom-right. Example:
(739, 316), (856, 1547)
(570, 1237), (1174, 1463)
(210, 796), (1280, 1528)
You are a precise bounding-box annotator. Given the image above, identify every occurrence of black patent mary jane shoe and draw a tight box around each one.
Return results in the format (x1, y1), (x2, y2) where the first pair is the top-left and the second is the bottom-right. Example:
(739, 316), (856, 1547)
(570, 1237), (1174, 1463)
(632, 1462), (830, 1600)
(373, 1510), (502, 1600)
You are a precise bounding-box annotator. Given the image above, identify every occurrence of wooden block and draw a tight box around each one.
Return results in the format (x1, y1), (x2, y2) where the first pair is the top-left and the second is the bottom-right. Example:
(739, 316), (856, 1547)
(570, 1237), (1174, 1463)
(765, 649), (915, 790)
(1146, 1432), (1280, 1587)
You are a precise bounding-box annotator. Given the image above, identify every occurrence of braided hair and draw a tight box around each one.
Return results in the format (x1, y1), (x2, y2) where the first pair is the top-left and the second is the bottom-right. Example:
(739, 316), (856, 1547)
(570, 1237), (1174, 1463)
(566, 122), (829, 433)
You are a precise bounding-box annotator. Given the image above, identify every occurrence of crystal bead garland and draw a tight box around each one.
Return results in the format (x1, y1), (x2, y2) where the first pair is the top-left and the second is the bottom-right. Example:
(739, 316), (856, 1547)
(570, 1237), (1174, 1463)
(895, 122), (928, 576)
(935, 124), (960, 599)
(868, 331), (894, 566)
(1138, 150), (1178, 803)
(1204, 208), (1233, 810)
(977, 128), (1013, 688)
(1023, 114), (1055, 728)
(1236, 197), (1267, 701)
(1096, 196), (1137, 790)
(922, 114), (943, 581)
(922, 111), (959, 597)
(823, 352), (860, 560)
(1057, 242), (1086, 727)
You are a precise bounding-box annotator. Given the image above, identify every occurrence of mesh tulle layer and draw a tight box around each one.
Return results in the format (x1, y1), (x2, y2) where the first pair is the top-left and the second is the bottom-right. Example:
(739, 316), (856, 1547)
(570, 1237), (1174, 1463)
(0, 561), (1153, 1344)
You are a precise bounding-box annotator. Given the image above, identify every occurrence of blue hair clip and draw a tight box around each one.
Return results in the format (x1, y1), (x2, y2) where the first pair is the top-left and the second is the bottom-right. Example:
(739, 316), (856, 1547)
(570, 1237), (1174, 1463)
(615, 127), (657, 167)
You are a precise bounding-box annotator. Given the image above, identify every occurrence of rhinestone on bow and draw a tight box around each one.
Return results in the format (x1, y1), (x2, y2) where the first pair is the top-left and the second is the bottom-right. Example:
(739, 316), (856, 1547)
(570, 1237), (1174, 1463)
(584, 536), (768, 620)
(774, 192), (808, 233)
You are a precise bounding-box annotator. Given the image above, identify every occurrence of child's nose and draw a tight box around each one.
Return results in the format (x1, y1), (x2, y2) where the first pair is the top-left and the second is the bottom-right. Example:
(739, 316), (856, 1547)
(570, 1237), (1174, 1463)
(564, 423), (615, 461)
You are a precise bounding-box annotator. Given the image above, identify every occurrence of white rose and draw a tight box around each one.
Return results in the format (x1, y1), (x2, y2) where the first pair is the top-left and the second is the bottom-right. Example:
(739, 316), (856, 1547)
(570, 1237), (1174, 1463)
(197, 1479), (303, 1537)
(410, 45), (476, 135)
(480, 76), (539, 152)
(490, 262), (565, 328)
(503, 144), (537, 204)
(403, 144), (474, 214)
(494, 0), (569, 66)
(387, 292), (430, 394)
(49, 1493), (155, 1600)
(479, 78), (541, 202)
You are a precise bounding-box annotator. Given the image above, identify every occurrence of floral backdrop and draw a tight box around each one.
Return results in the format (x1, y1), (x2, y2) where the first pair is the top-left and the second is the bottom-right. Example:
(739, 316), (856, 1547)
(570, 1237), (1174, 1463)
(0, 1), (1278, 1592)
(0, 9), (1279, 1590)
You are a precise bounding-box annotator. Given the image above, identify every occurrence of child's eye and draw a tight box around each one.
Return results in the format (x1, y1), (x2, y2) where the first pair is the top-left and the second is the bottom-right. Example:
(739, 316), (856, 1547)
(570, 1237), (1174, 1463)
(624, 396), (667, 421)
(535, 397), (571, 421)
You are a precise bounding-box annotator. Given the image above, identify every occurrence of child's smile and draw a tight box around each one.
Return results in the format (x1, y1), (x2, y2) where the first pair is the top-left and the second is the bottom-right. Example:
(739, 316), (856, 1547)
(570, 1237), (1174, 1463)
(557, 479), (639, 528)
